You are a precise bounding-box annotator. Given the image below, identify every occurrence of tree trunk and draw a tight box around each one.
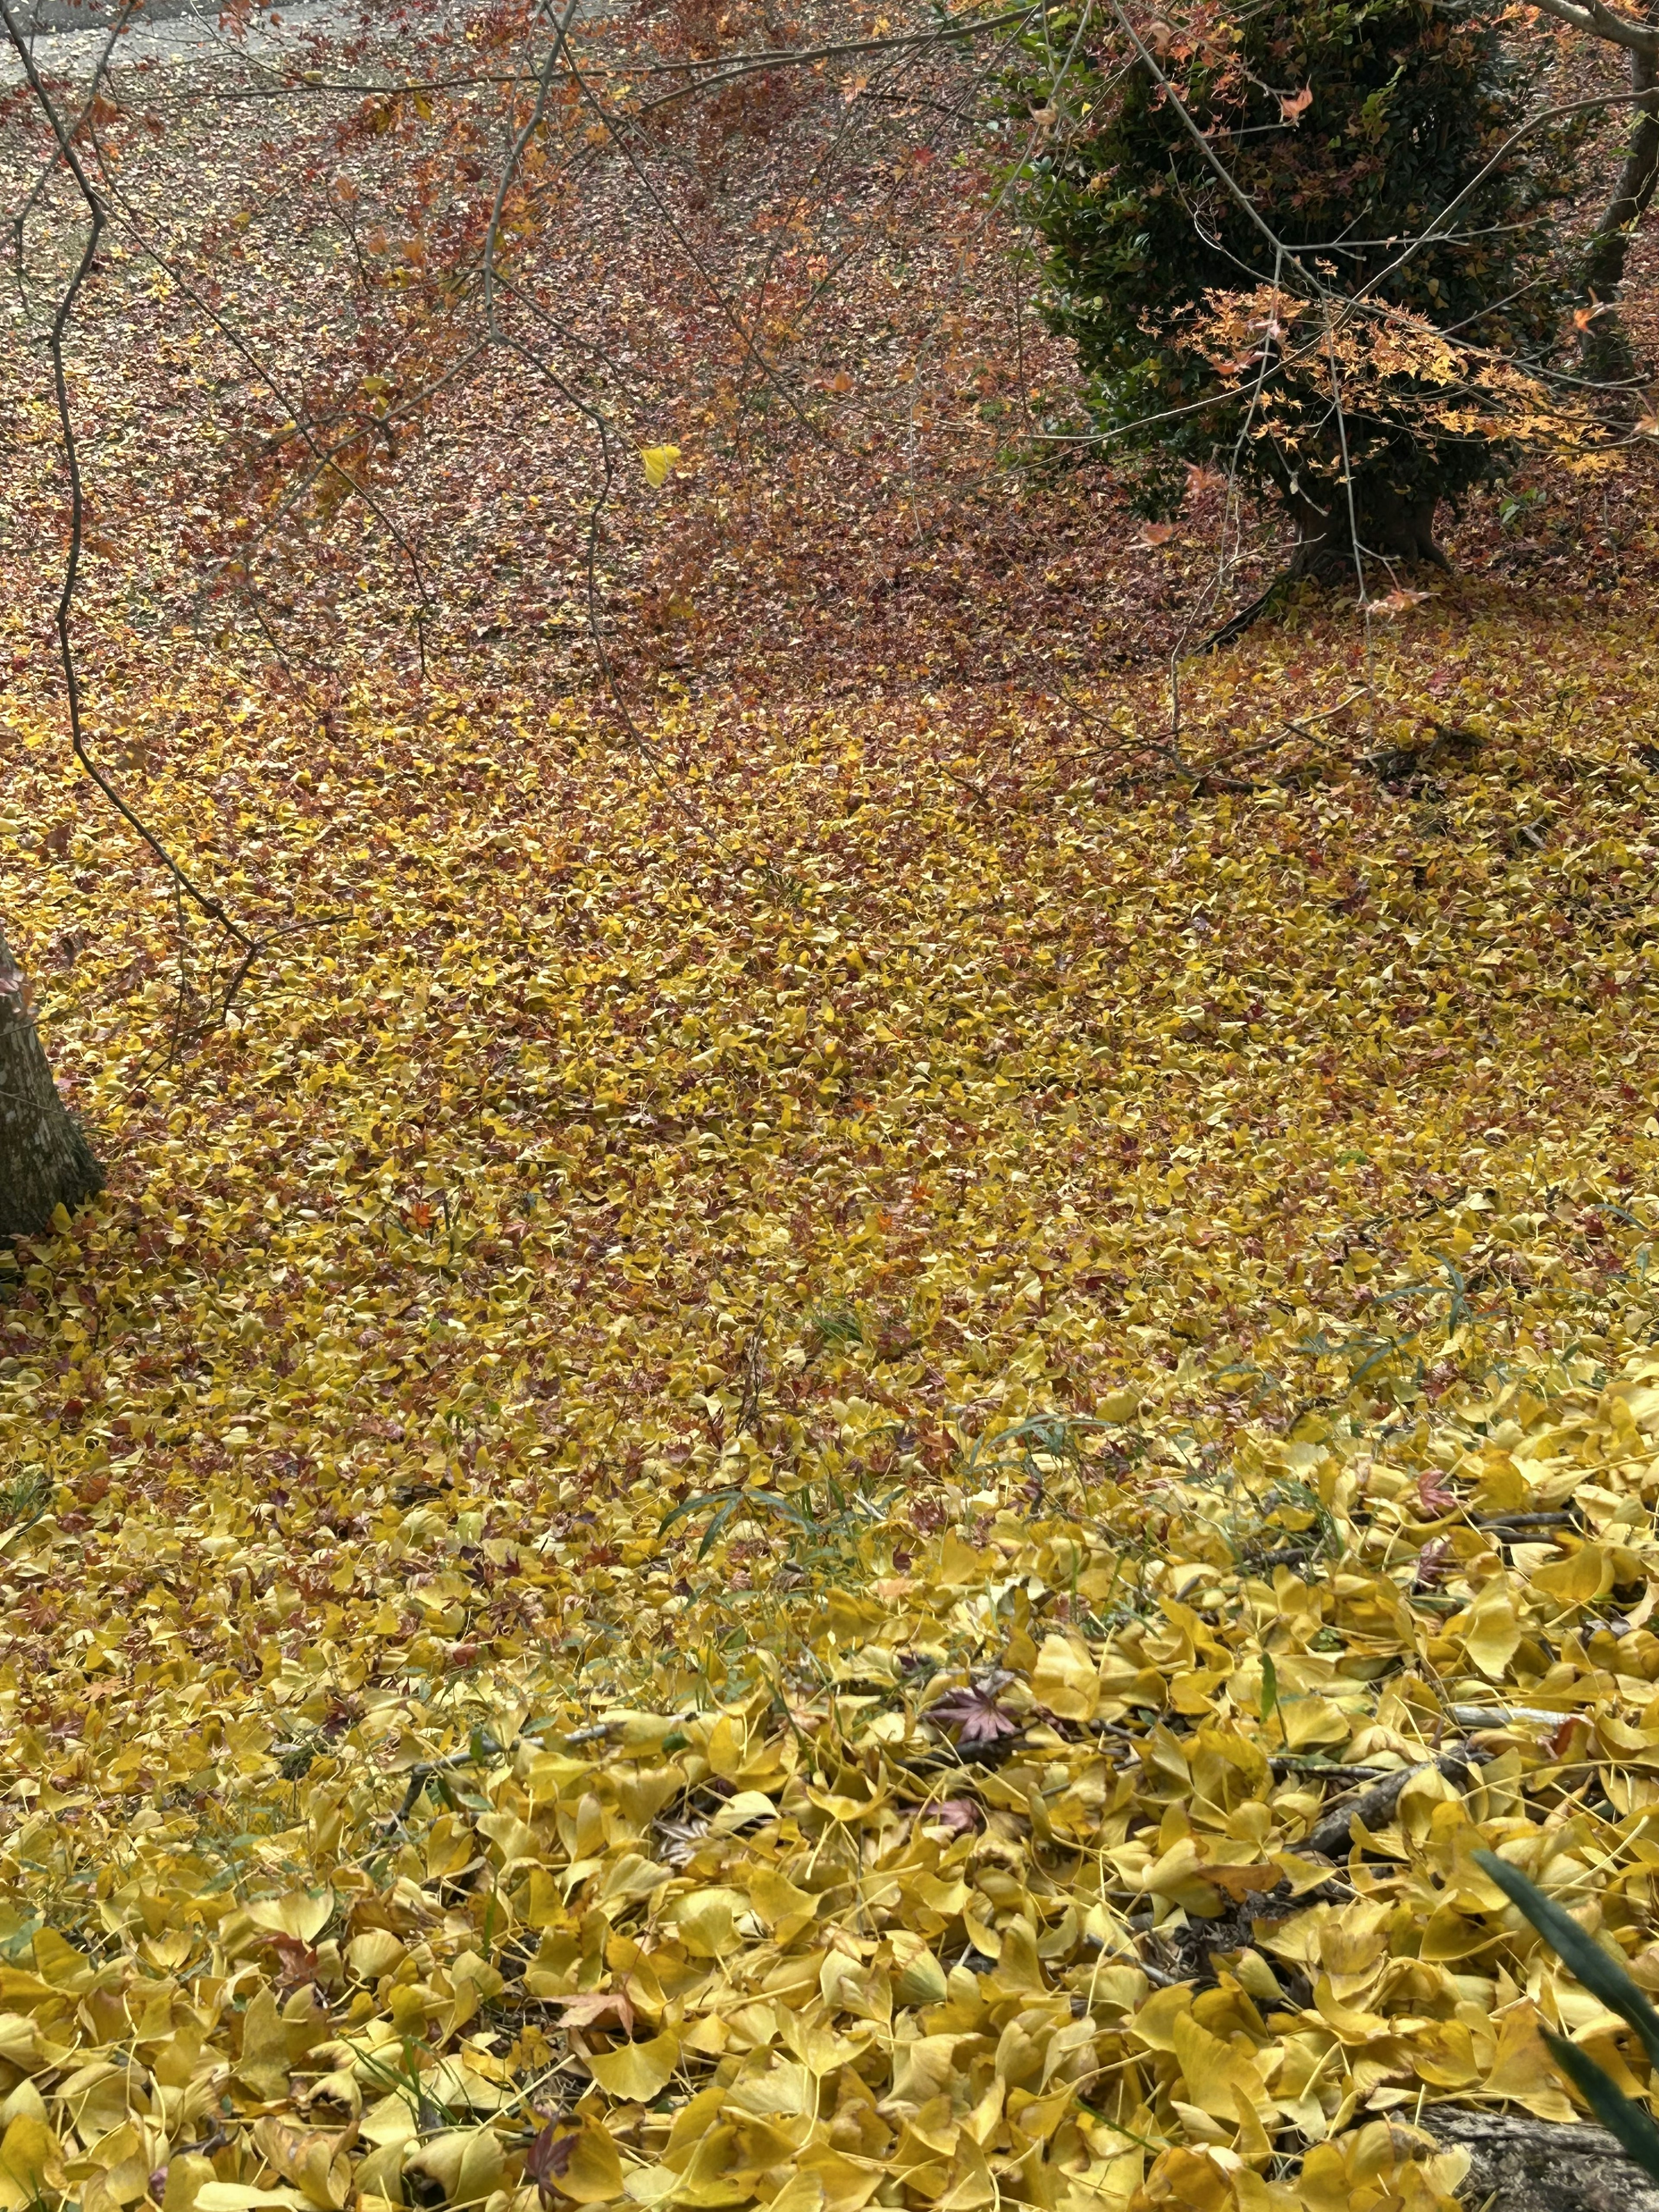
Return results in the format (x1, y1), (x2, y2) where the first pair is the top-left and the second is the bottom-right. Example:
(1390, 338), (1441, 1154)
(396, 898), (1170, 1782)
(0, 929), (103, 1242)
(1200, 478), (1449, 648)
(1286, 480), (1450, 585)
(1582, 35), (1659, 387)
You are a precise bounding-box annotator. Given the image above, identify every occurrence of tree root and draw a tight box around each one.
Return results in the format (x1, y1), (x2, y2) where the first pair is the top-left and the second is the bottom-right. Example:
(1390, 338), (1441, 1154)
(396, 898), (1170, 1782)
(1194, 496), (1452, 653)
(1194, 572), (1295, 654)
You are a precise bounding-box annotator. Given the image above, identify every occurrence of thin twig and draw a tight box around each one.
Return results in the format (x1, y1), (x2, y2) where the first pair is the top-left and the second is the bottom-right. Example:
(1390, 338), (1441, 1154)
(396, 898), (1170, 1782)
(1, 0), (251, 969)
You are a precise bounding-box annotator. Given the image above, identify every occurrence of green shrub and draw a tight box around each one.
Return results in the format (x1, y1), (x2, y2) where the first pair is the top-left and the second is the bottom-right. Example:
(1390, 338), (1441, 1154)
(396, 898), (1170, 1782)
(1010, 0), (1589, 577)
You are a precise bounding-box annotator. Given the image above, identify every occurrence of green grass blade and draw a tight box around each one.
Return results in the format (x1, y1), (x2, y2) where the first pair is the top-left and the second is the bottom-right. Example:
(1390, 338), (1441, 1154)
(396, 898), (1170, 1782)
(751, 1494), (810, 1531)
(696, 1496), (742, 1560)
(659, 1489), (738, 1534)
(1542, 2030), (1659, 2180)
(1476, 1850), (1659, 2073)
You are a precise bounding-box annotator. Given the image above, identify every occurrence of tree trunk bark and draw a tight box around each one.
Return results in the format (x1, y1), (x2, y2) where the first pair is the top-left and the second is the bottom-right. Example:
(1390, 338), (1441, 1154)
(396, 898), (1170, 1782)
(1582, 35), (1659, 387)
(1416, 2106), (1659, 2212)
(1286, 481), (1450, 585)
(1201, 478), (1449, 648)
(0, 929), (103, 1242)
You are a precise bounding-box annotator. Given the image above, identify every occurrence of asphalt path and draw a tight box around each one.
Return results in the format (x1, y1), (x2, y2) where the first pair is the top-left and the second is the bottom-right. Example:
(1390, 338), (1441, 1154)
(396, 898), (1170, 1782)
(24, 0), (265, 25)
(1, 0), (460, 84)
(1, 0), (628, 86)
(2, 0), (363, 82)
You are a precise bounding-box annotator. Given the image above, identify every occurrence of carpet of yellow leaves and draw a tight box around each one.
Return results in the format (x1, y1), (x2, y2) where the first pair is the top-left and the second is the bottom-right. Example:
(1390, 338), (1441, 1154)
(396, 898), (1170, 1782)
(4, 610), (1659, 2211)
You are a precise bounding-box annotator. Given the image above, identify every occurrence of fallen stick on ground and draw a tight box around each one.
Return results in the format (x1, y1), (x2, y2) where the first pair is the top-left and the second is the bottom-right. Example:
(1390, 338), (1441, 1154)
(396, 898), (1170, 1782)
(1305, 1744), (1491, 1859)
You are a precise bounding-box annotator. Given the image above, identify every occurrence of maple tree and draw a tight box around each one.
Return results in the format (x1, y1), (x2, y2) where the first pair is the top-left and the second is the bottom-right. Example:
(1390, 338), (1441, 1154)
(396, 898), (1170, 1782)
(1012, 0), (1603, 582)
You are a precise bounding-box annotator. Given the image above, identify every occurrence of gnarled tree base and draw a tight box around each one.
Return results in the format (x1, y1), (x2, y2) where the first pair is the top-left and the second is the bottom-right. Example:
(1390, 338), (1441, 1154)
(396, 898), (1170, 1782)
(1287, 485), (1449, 583)
(0, 933), (103, 1243)
(1200, 489), (1449, 651)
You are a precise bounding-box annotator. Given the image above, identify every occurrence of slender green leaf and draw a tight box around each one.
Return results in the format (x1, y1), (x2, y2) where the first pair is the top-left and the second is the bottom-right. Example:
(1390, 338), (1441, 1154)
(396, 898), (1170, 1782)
(661, 1488), (813, 1541)
(658, 1489), (737, 1534)
(696, 1496), (742, 1560)
(1475, 1850), (1659, 2073)
(754, 1493), (811, 1531)
(1542, 2031), (1659, 2180)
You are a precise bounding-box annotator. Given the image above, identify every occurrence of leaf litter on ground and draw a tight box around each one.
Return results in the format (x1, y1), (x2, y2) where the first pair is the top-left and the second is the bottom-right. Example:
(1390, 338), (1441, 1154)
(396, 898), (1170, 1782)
(4, 613), (1659, 2207)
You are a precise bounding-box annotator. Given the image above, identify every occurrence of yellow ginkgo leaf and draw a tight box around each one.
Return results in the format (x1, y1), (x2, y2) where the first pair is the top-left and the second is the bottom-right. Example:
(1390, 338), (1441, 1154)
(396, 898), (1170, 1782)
(746, 1864), (817, 1935)
(794, 2148), (884, 2212)
(540, 2124), (624, 2204)
(673, 1888), (745, 1958)
(346, 1928), (405, 1980)
(0, 2116), (62, 2212)
(234, 1986), (291, 2102)
(894, 1948), (948, 2005)
(1529, 1541), (1609, 1608)
(586, 2028), (681, 2102)
(640, 443), (682, 487)
(760, 2177), (825, 2212)
(1030, 1632), (1099, 1722)
(1463, 1575), (1522, 1680)
(247, 1889), (334, 1944)
(621, 2168), (682, 2209)
(194, 2190), (311, 2212)
(162, 2155), (219, 2212)
(402, 2129), (504, 2209)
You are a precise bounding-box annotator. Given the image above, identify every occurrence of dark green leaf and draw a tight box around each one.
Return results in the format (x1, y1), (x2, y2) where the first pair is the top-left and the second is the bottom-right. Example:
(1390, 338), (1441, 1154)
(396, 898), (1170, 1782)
(696, 1496), (742, 1560)
(1260, 1650), (1279, 1725)
(1475, 1850), (1659, 2073)
(658, 1488), (739, 1534)
(1542, 2031), (1659, 2180)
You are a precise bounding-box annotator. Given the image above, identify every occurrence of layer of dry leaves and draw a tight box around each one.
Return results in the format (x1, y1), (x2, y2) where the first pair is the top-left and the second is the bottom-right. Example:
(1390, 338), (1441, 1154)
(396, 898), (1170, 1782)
(4, 607), (1659, 2212)
(6, 4), (1659, 2209)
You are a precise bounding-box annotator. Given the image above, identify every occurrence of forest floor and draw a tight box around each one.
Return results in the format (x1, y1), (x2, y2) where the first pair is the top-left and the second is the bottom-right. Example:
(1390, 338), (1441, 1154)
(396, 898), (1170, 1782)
(5, 4), (1659, 2209)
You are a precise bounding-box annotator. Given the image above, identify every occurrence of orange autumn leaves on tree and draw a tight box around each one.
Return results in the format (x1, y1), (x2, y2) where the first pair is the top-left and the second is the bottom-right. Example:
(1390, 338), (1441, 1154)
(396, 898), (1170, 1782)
(1176, 289), (1626, 475)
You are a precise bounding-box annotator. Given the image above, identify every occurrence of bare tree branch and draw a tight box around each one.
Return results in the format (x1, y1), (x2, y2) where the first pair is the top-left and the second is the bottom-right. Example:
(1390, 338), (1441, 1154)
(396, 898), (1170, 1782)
(0, 0), (250, 960)
(1525, 0), (1658, 60)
